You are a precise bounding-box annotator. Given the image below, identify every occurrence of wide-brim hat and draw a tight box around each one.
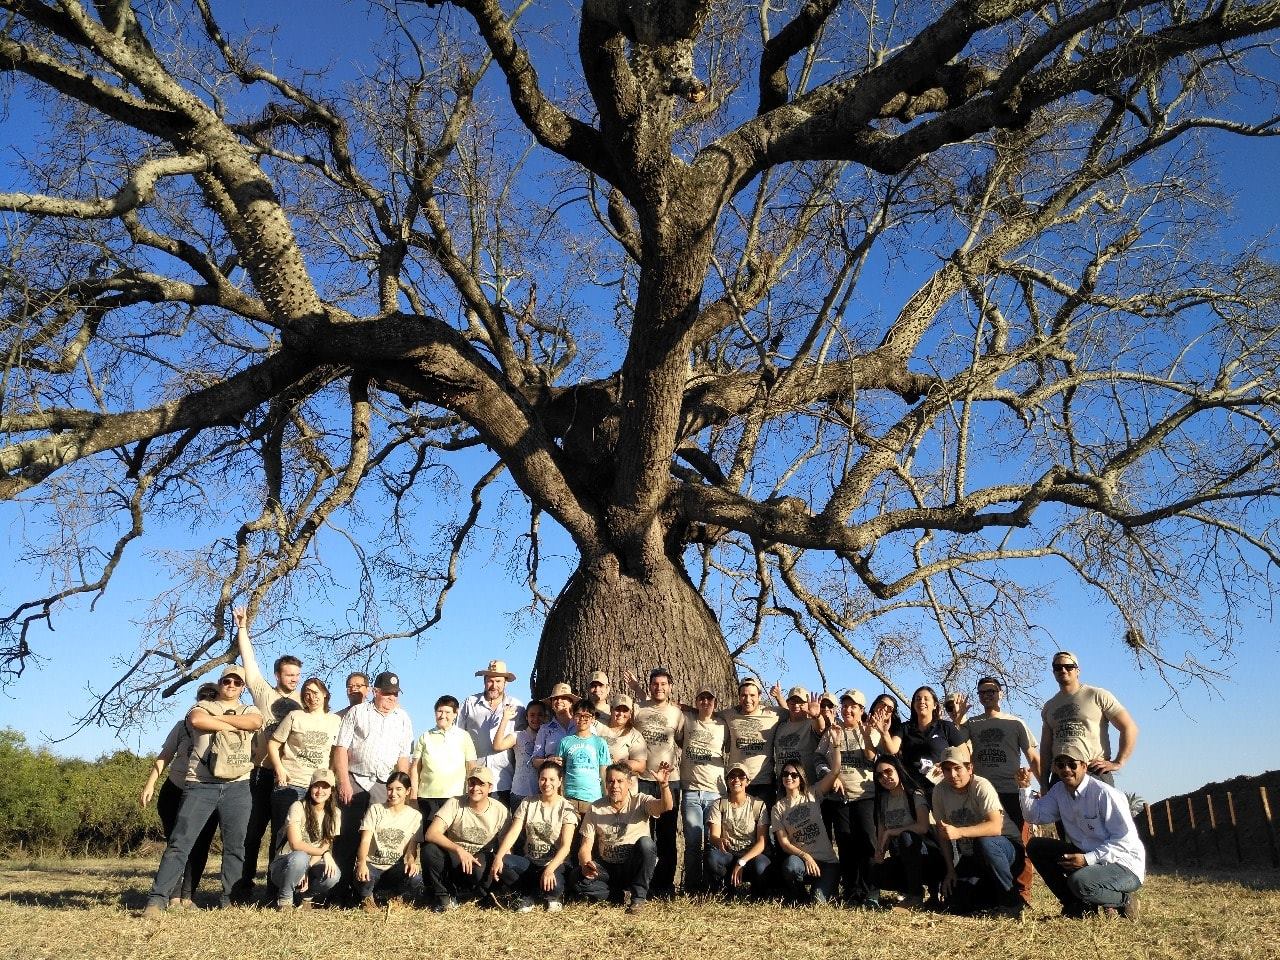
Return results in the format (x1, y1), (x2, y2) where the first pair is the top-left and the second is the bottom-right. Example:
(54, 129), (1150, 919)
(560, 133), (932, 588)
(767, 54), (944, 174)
(476, 659), (517, 681)
(540, 682), (580, 708)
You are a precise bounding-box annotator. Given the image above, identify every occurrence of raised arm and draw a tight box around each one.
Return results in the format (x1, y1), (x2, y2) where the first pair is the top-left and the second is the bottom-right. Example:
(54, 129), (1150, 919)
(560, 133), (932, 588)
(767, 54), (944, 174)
(232, 606), (271, 708)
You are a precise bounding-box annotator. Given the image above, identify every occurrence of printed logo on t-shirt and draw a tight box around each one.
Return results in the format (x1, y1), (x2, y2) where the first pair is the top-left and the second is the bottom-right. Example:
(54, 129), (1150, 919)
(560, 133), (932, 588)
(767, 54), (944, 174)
(297, 729), (332, 768)
(1051, 703), (1089, 748)
(634, 713), (672, 748)
(733, 718), (766, 755)
(685, 729), (720, 764)
(783, 804), (821, 849)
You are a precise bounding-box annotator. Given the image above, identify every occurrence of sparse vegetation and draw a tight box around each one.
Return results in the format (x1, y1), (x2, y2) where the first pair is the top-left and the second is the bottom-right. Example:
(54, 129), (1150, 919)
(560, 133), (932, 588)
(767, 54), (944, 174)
(0, 858), (1276, 960)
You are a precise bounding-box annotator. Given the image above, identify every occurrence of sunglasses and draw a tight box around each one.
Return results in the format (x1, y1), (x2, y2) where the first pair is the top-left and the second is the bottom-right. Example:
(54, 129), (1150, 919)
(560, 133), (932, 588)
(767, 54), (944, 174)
(1053, 758), (1083, 770)
(1052, 663), (1078, 672)
(220, 677), (244, 687)
(780, 770), (802, 779)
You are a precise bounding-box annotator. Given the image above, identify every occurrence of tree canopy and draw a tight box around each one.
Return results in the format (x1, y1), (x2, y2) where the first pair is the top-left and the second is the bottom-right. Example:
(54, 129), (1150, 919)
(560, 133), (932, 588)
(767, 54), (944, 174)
(3, 0), (1280, 724)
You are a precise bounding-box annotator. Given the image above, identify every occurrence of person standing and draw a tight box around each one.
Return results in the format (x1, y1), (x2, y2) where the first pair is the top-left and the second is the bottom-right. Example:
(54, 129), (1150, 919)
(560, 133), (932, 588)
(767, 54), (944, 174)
(720, 677), (785, 806)
(899, 686), (969, 794)
(142, 665), (263, 916)
(1040, 651), (1138, 788)
(335, 672), (369, 719)
(409, 694), (477, 822)
(492, 699), (545, 803)
(267, 677), (341, 876)
(771, 685), (826, 783)
(556, 700), (613, 810)
(138, 682), (221, 909)
(951, 676), (1040, 904)
(1018, 751), (1144, 917)
(823, 689), (881, 907)
(626, 666), (686, 898)
(459, 659), (526, 807)
(680, 686), (726, 894)
(586, 671), (613, 723)
(932, 746), (1024, 916)
(230, 606), (302, 903)
(331, 670), (413, 903)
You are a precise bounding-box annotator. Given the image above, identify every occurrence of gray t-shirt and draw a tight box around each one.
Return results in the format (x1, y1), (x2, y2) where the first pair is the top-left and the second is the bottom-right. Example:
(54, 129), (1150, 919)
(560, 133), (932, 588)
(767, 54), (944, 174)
(965, 714), (1036, 792)
(931, 774), (1018, 855)
(1041, 685), (1124, 765)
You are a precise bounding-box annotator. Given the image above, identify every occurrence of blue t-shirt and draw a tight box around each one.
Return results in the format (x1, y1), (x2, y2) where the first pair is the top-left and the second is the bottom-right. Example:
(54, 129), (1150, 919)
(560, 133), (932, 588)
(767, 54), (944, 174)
(557, 734), (612, 801)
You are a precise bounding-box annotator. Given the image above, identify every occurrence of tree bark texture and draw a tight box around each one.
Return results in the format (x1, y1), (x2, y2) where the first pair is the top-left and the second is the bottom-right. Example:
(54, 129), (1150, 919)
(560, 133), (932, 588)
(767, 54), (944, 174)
(532, 552), (736, 705)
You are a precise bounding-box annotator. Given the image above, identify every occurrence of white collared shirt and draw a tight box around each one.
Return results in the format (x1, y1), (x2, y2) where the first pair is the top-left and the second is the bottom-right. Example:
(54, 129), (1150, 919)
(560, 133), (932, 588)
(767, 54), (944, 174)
(1020, 774), (1146, 881)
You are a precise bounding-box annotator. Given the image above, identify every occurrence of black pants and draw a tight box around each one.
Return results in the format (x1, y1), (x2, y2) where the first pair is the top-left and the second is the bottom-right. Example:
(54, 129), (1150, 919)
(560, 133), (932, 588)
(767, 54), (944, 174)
(233, 767), (275, 901)
(422, 843), (495, 904)
(822, 795), (876, 902)
(874, 831), (944, 898)
(636, 780), (679, 896)
(333, 788), (372, 904)
(156, 779), (218, 901)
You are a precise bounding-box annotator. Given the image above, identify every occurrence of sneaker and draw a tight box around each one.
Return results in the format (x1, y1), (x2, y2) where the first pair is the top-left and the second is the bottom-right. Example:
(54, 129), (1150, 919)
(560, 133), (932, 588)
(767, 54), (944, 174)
(1120, 893), (1140, 920)
(515, 898), (536, 913)
(276, 900), (294, 912)
(141, 903), (164, 919)
(361, 896), (380, 914)
(625, 899), (648, 915)
(298, 899), (315, 911)
(433, 896), (460, 913)
(545, 899), (563, 912)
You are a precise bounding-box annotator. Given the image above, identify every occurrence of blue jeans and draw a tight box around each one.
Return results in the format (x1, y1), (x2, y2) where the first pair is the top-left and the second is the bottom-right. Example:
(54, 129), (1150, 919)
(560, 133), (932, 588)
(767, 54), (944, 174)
(705, 847), (771, 895)
(1027, 836), (1141, 912)
(681, 789), (719, 892)
(270, 785), (306, 859)
(780, 855), (840, 904)
(148, 779), (252, 909)
(359, 857), (424, 902)
(573, 836), (658, 904)
(268, 851), (341, 906)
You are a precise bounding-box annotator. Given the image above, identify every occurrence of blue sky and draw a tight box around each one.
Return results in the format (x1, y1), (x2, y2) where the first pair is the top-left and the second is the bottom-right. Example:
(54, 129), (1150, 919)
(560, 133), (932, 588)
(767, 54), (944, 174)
(2, 2), (1279, 805)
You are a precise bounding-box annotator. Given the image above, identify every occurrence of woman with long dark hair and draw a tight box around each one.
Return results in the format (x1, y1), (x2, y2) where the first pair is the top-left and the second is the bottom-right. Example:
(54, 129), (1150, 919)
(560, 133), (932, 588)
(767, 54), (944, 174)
(491, 760), (577, 911)
(354, 770), (424, 911)
(771, 762), (840, 905)
(268, 767), (342, 909)
(872, 754), (943, 908)
(899, 686), (969, 792)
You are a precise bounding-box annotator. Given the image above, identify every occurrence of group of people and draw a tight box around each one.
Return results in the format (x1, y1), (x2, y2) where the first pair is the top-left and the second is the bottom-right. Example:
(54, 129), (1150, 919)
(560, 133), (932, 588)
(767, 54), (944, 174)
(140, 616), (1146, 922)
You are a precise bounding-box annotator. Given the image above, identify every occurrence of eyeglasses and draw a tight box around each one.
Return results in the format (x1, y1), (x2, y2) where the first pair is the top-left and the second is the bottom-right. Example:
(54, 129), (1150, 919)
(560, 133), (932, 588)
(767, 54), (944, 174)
(696, 694), (716, 701)
(220, 677), (244, 687)
(1053, 758), (1083, 770)
(1052, 663), (1078, 672)
(727, 773), (748, 780)
(780, 770), (801, 780)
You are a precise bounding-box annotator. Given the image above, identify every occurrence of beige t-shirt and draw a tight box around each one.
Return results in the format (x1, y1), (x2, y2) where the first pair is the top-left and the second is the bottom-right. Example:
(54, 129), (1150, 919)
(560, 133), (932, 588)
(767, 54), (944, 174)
(720, 707), (784, 785)
(279, 799), (341, 860)
(411, 727), (478, 799)
(581, 794), (655, 864)
(360, 802), (422, 867)
(185, 701), (262, 785)
(931, 774), (1019, 855)
(708, 796), (767, 852)
(880, 788), (927, 830)
(432, 797), (509, 855)
(631, 701), (685, 781)
(511, 797), (579, 865)
(771, 793), (837, 863)
(965, 714), (1036, 792)
(600, 726), (647, 769)
(245, 674), (302, 765)
(827, 725), (881, 799)
(1041, 685), (1124, 766)
(680, 714), (727, 793)
(271, 709), (341, 787)
(773, 717), (820, 782)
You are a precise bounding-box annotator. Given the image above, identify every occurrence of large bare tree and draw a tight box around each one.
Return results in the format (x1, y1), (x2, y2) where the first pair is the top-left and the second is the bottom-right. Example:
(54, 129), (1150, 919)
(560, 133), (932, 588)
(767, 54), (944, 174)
(3, 0), (1279, 723)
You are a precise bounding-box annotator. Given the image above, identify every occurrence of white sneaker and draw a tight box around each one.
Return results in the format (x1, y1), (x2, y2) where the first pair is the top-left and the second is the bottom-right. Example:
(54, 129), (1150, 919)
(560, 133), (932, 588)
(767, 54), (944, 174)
(546, 899), (563, 912)
(515, 898), (536, 913)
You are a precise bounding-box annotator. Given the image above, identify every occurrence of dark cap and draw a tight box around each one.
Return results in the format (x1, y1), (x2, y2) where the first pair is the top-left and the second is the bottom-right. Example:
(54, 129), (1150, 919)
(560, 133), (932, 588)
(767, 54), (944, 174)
(373, 671), (401, 694)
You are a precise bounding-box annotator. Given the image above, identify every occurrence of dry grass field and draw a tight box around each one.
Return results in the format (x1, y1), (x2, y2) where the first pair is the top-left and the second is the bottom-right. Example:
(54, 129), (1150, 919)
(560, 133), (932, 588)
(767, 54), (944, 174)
(0, 858), (1276, 960)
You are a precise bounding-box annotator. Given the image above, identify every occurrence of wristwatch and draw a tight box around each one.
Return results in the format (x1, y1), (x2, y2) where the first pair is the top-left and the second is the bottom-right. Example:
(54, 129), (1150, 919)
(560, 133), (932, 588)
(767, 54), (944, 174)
(737, 858), (747, 867)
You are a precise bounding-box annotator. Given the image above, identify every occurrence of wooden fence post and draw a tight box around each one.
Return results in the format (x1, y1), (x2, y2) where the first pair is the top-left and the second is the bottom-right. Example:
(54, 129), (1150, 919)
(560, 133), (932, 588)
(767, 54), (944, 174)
(1226, 792), (1244, 866)
(1261, 786), (1280, 868)
(1186, 795), (1199, 865)
(1145, 803), (1158, 866)
(1206, 794), (1218, 867)
(1165, 799), (1177, 867)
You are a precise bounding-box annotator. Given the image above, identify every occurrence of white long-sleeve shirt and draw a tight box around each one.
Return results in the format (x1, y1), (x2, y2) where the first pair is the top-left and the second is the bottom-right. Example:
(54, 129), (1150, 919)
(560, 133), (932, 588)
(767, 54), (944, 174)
(1019, 774), (1146, 881)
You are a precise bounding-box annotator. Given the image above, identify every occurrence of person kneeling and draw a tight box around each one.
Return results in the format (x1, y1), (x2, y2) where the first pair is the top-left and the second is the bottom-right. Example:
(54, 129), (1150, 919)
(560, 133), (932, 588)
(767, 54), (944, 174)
(1017, 752), (1144, 918)
(933, 747), (1025, 917)
(772, 763), (841, 905)
(268, 767), (342, 909)
(574, 761), (673, 914)
(354, 771), (424, 911)
(705, 764), (770, 897)
(423, 766), (510, 911)
(491, 760), (577, 911)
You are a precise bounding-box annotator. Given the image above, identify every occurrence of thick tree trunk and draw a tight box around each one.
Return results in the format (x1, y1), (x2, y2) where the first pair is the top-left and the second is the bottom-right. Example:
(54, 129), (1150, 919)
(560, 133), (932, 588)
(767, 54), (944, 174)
(532, 552), (737, 705)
